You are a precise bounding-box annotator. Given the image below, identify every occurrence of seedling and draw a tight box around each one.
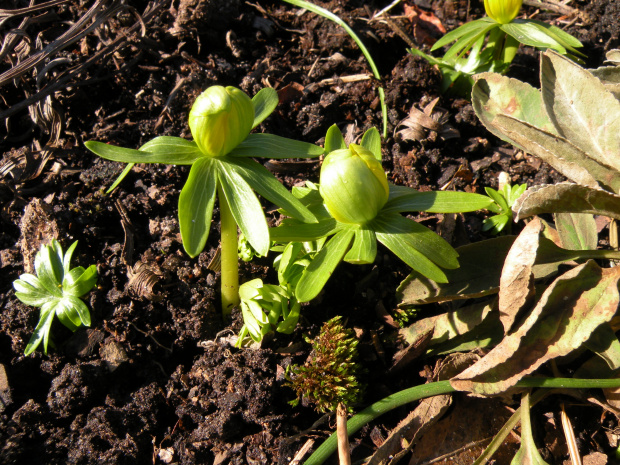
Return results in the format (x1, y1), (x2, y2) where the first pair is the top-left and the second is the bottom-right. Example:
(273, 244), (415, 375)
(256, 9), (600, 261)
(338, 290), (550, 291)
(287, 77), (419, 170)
(85, 85), (322, 315)
(12, 240), (97, 355)
(410, 0), (584, 95)
(271, 125), (494, 302)
(482, 179), (526, 234)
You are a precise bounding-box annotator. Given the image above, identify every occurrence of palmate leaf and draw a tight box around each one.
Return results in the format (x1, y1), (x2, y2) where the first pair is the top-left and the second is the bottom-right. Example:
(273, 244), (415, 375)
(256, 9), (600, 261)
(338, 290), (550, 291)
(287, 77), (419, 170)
(178, 157), (218, 258)
(501, 21), (567, 54)
(295, 229), (355, 303)
(34, 243), (64, 297)
(216, 161), (270, 256)
(63, 265), (98, 297)
(252, 87), (278, 129)
(220, 156), (317, 223)
(270, 218), (340, 243)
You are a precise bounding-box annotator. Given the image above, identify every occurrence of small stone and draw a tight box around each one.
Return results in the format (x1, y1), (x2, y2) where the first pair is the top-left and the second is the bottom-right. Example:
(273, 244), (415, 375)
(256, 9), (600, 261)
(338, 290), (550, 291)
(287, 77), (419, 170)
(100, 340), (129, 372)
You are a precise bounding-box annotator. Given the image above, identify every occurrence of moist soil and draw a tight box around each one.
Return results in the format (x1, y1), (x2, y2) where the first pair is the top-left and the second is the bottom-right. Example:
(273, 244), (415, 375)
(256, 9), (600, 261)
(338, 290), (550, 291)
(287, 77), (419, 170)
(1, 1), (619, 464)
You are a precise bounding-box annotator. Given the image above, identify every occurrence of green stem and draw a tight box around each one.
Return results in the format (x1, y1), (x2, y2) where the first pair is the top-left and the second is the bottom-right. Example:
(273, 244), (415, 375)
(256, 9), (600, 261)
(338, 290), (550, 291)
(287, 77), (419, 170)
(281, 0), (387, 138)
(218, 185), (240, 316)
(303, 377), (620, 465)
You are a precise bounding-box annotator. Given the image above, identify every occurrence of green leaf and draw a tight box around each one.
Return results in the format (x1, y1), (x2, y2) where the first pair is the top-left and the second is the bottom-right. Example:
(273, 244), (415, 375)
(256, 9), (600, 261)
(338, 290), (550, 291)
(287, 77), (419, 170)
(63, 264), (98, 298)
(13, 274), (51, 307)
(105, 163), (135, 194)
(324, 124), (347, 153)
(584, 324), (620, 371)
(510, 393), (550, 465)
(501, 21), (566, 54)
(178, 157), (218, 258)
(360, 127), (382, 161)
(85, 139), (202, 165)
(443, 22), (498, 62)
(344, 227), (377, 264)
(554, 212), (598, 251)
(372, 214), (456, 283)
(220, 157), (317, 223)
(54, 298), (81, 331)
(62, 240), (78, 275)
(34, 243), (63, 297)
(383, 190), (494, 214)
(372, 212), (459, 270)
(24, 304), (55, 355)
(484, 187), (510, 212)
(527, 19), (582, 49)
(431, 18), (495, 52)
(541, 50), (620, 172)
(228, 133), (324, 159)
(270, 218), (340, 243)
(216, 161), (270, 256)
(295, 229), (355, 302)
(252, 87), (278, 128)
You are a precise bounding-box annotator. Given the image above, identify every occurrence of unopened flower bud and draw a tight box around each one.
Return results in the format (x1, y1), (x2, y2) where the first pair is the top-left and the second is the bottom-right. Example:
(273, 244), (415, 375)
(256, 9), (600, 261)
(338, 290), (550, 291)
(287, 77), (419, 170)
(320, 144), (389, 224)
(484, 0), (522, 24)
(188, 85), (254, 157)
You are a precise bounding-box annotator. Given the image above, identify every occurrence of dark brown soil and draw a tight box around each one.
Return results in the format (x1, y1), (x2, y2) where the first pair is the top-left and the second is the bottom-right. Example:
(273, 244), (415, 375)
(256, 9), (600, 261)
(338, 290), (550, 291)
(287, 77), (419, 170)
(1, 0), (619, 464)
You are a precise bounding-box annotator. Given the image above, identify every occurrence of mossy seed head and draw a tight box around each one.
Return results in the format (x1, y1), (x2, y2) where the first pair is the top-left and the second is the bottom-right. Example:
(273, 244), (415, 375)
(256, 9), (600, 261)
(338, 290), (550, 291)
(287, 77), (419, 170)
(188, 85), (254, 157)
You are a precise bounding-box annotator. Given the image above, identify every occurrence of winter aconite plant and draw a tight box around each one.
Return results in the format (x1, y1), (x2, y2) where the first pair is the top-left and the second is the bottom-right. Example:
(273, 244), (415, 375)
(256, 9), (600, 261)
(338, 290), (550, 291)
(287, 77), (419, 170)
(85, 86), (322, 314)
(410, 0), (584, 94)
(13, 240), (97, 355)
(270, 125), (494, 302)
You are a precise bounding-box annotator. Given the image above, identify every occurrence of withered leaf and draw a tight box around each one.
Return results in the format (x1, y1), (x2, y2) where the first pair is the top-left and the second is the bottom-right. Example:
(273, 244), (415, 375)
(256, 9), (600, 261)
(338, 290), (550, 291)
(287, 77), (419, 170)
(451, 261), (620, 395)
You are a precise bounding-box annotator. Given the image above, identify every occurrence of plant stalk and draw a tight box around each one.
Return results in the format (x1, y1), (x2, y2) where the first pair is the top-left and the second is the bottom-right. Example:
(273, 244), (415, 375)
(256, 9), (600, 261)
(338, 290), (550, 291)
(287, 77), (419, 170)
(336, 403), (351, 465)
(303, 377), (620, 465)
(218, 185), (240, 316)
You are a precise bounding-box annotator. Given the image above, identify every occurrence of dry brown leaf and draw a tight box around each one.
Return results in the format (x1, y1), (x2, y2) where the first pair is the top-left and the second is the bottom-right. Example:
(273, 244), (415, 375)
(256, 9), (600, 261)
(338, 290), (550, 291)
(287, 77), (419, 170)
(498, 218), (542, 333)
(452, 261), (620, 395)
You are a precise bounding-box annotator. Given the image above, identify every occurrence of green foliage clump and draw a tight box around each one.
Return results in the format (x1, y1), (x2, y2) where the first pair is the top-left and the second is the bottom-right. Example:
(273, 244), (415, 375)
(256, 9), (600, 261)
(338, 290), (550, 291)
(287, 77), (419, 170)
(13, 239), (97, 355)
(287, 316), (363, 413)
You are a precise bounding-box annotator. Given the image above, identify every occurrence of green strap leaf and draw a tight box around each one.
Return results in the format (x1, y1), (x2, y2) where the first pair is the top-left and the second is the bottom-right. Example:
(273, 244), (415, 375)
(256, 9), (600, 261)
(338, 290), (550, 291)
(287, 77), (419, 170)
(431, 18), (495, 51)
(178, 157), (218, 258)
(325, 124), (347, 153)
(344, 227), (377, 264)
(228, 133), (324, 159)
(54, 298), (82, 331)
(295, 229), (355, 302)
(216, 161), (271, 256)
(383, 190), (493, 214)
(360, 127), (382, 161)
(85, 138), (202, 164)
(106, 163), (135, 194)
(62, 240), (78, 276)
(500, 21), (566, 54)
(220, 157), (317, 223)
(525, 19), (584, 54)
(24, 304), (56, 355)
(270, 218), (340, 243)
(372, 212), (459, 277)
(252, 87), (279, 128)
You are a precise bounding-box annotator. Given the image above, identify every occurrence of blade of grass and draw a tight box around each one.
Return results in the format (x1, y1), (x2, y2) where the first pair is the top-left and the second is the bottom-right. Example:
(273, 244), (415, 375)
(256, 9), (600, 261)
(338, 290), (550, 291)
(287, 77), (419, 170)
(281, 0), (387, 137)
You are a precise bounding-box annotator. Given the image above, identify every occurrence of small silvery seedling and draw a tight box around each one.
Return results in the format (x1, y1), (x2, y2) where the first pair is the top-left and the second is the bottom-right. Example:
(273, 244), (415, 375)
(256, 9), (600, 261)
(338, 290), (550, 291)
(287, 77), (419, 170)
(271, 125), (494, 302)
(13, 240), (97, 355)
(85, 85), (322, 315)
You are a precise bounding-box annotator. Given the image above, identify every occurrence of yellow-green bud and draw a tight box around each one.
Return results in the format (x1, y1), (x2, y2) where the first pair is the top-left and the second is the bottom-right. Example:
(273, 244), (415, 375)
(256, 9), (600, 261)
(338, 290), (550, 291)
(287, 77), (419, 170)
(188, 85), (254, 157)
(484, 0), (522, 24)
(319, 144), (389, 225)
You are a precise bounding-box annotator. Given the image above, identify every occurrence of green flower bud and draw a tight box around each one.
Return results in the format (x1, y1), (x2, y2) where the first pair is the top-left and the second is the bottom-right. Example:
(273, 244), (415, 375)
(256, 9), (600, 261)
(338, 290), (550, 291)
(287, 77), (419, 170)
(188, 85), (254, 157)
(484, 0), (522, 24)
(319, 144), (389, 225)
